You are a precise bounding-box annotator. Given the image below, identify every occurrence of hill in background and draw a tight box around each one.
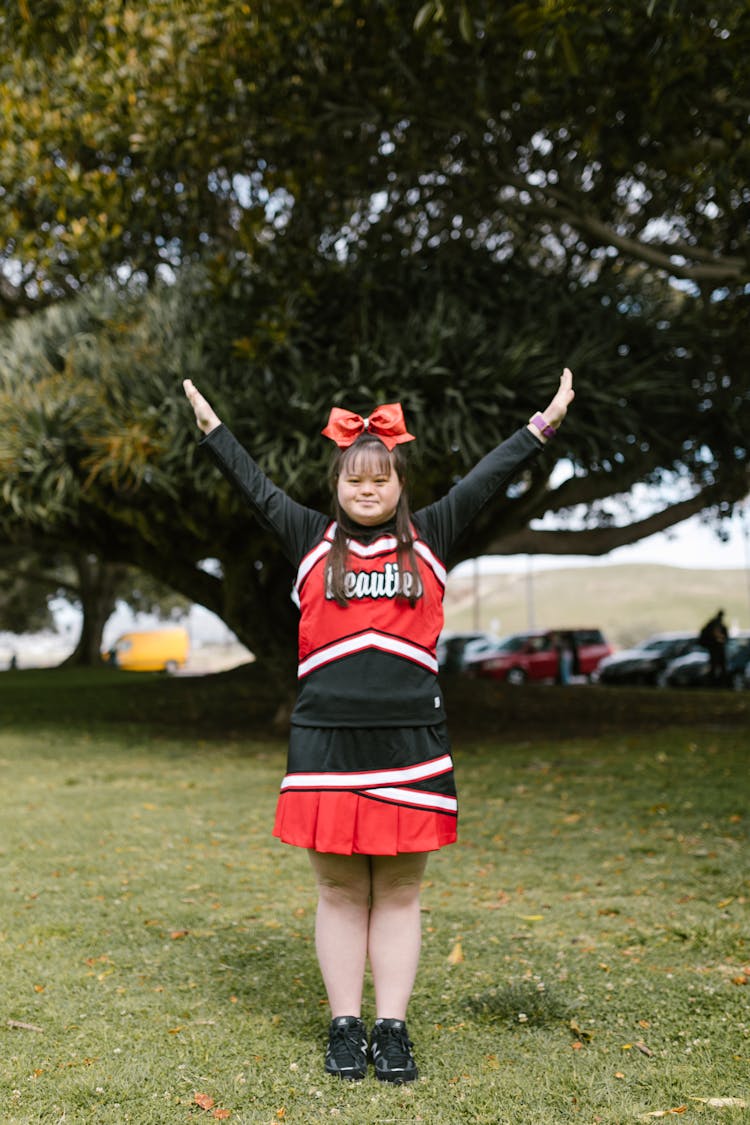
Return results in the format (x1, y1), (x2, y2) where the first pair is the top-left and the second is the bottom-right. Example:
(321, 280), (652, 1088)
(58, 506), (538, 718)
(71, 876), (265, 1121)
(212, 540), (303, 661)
(444, 563), (749, 649)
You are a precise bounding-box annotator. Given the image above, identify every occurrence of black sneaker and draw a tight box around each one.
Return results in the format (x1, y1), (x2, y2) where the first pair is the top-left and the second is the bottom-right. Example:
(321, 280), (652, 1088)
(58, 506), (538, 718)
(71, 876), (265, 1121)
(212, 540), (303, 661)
(370, 1018), (418, 1083)
(324, 1016), (368, 1080)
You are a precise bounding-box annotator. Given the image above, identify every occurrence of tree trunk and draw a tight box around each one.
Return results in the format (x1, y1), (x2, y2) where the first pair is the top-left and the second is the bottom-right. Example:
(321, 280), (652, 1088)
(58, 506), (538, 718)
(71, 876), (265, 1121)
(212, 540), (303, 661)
(60, 555), (127, 667)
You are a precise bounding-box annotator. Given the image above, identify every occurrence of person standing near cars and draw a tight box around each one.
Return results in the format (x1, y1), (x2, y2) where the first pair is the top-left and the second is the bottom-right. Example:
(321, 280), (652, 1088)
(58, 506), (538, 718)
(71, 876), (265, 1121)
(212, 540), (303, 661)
(183, 369), (575, 1083)
(556, 633), (576, 685)
(699, 609), (729, 686)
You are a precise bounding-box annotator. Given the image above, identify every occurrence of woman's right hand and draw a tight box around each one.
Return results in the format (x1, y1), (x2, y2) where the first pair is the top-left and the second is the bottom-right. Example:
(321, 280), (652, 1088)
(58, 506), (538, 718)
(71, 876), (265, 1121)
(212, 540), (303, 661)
(183, 379), (222, 434)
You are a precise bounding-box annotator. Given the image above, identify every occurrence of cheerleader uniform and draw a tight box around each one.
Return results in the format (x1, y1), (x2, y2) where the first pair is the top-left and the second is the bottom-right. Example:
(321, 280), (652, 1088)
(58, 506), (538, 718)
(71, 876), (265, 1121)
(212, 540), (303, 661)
(203, 423), (544, 856)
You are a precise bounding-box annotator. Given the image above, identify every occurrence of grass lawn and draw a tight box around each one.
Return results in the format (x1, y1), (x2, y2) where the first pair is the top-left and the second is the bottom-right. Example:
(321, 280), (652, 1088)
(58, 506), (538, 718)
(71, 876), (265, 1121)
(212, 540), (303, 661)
(1, 669), (749, 1123)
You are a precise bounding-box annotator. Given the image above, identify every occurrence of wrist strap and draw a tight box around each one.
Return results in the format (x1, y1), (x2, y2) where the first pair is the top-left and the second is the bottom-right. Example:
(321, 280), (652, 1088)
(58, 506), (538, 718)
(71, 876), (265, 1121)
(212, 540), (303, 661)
(530, 412), (556, 439)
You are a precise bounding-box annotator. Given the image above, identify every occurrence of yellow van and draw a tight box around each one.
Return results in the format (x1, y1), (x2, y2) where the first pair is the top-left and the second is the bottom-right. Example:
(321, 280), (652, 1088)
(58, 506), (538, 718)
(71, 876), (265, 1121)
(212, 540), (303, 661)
(103, 627), (190, 673)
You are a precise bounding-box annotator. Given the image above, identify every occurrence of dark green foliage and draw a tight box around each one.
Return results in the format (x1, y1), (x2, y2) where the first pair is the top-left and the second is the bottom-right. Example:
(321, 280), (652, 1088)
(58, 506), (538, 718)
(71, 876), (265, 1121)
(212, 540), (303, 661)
(0, 1), (748, 661)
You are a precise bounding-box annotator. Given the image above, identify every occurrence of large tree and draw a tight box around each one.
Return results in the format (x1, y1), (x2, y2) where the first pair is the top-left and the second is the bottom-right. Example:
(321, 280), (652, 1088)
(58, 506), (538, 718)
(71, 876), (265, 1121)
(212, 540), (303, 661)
(0, 1), (748, 664)
(0, 252), (745, 668)
(0, 532), (192, 665)
(0, 545), (56, 634)
(1, 1), (748, 302)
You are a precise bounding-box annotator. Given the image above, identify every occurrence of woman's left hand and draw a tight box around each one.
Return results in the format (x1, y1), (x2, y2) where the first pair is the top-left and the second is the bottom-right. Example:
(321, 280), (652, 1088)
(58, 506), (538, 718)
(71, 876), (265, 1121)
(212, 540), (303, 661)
(542, 367), (575, 430)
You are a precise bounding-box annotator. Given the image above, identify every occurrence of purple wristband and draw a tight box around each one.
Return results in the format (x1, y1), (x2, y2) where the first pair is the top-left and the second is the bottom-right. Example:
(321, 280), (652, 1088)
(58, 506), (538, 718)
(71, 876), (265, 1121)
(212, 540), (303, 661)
(530, 412), (556, 439)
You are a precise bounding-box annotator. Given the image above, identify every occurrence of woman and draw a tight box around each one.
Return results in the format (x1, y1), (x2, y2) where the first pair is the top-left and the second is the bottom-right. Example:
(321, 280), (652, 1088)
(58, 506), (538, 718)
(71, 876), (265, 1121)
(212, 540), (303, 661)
(183, 369), (574, 1081)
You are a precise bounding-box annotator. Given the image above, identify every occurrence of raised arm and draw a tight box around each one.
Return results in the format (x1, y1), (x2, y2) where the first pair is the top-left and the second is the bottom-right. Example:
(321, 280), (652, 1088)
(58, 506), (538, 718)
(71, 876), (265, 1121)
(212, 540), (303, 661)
(415, 367), (576, 558)
(182, 379), (328, 564)
(183, 378), (222, 435)
(526, 367), (575, 442)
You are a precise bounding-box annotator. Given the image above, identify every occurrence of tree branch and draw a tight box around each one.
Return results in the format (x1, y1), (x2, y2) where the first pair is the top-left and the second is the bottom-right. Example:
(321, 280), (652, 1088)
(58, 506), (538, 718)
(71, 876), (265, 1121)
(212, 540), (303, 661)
(496, 173), (748, 284)
(483, 486), (747, 558)
(558, 209), (745, 283)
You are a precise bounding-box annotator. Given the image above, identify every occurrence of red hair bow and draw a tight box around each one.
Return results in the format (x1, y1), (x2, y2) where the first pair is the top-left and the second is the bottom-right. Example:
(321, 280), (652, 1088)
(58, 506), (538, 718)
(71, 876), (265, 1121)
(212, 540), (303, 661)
(321, 403), (415, 451)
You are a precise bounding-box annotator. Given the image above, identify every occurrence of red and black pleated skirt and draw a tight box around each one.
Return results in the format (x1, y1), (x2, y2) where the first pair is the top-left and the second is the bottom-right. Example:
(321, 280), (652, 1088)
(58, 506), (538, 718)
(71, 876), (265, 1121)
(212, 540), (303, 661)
(273, 723), (458, 856)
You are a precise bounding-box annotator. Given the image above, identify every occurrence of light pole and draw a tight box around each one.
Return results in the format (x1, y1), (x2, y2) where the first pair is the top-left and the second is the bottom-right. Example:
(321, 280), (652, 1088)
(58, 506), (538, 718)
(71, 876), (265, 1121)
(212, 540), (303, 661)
(472, 557), (480, 631)
(526, 555), (536, 629)
(742, 502), (750, 617)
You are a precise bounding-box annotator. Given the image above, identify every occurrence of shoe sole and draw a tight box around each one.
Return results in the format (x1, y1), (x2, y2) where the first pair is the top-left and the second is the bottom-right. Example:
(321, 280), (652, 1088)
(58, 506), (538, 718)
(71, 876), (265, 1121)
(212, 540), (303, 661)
(374, 1070), (418, 1083)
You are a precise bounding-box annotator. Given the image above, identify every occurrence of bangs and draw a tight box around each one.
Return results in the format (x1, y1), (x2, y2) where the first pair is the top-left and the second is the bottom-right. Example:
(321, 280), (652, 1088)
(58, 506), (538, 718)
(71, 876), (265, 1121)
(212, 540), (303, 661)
(339, 439), (394, 477)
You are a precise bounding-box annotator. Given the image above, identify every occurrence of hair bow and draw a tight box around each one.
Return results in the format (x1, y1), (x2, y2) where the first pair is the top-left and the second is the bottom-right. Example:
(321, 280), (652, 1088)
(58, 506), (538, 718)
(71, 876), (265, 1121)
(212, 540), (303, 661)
(321, 403), (415, 451)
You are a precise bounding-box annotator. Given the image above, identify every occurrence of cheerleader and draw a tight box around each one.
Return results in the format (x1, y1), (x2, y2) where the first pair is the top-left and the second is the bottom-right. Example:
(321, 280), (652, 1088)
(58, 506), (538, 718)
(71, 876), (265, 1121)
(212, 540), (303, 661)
(183, 369), (574, 1082)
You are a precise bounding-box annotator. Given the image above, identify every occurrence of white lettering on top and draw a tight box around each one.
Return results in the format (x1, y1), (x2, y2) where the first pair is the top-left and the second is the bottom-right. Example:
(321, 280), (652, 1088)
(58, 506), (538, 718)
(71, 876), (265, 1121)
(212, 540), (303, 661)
(326, 562), (423, 600)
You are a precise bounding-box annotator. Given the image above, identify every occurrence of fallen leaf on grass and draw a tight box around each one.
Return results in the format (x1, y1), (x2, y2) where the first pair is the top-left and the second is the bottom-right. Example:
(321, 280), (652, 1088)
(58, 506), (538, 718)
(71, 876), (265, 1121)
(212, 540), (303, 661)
(194, 1092), (232, 1118)
(569, 1019), (593, 1042)
(639, 1108), (687, 1119)
(7, 1020), (44, 1033)
(447, 939), (464, 964)
(170, 930), (189, 940)
(689, 1097), (748, 1109)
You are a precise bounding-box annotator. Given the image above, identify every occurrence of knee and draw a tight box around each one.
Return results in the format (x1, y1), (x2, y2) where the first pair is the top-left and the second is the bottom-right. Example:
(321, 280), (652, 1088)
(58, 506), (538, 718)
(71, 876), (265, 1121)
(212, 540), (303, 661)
(315, 870), (371, 909)
(371, 867), (424, 907)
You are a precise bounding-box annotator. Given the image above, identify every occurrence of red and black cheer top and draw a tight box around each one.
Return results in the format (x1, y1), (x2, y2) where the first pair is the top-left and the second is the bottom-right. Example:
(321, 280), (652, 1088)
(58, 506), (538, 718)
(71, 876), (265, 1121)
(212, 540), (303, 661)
(203, 421), (544, 853)
(291, 520), (447, 727)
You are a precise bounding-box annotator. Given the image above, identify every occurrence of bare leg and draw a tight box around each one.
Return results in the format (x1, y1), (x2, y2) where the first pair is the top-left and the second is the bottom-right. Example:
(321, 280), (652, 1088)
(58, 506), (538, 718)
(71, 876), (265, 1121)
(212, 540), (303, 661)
(308, 851), (371, 1017)
(368, 853), (428, 1019)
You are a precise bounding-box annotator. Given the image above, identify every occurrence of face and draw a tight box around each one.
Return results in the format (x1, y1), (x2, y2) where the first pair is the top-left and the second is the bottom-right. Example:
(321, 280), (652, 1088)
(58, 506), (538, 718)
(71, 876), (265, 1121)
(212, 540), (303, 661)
(337, 454), (403, 526)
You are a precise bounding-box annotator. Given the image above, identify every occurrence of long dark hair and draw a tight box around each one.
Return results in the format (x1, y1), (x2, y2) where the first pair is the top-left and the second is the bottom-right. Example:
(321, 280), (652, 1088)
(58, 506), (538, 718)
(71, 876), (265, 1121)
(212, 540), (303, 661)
(326, 433), (422, 607)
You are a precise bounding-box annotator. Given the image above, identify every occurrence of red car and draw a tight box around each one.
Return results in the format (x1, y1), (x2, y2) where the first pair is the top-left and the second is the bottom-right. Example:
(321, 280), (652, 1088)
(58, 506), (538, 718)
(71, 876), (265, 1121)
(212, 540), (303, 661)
(469, 629), (612, 685)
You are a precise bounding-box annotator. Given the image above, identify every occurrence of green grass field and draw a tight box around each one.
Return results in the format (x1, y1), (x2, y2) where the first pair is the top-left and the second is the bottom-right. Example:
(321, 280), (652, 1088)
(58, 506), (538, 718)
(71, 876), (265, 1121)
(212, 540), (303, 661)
(1, 669), (749, 1123)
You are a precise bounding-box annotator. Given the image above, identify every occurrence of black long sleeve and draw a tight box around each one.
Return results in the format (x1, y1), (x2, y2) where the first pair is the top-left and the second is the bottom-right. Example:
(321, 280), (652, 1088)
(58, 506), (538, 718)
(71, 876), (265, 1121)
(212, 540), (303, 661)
(199, 421), (546, 727)
(414, 427), (543, 559)
(201, 424), (328, 564)
(202, 422), (543, 564)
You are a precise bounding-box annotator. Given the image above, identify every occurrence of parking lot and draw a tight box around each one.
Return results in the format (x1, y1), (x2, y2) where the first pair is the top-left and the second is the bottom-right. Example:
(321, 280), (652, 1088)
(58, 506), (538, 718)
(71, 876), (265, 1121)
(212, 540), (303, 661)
(438, 627), (750, 690)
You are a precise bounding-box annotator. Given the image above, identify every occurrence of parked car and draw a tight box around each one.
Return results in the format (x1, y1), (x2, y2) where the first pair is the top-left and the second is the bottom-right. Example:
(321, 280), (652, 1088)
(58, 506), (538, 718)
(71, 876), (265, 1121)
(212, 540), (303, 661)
(660, 632), (750, 690)
(593, 632), (702, 686)
(437, 631), (493, 673)
(470, 628), (612, 685)
(103, 627), (190, 673)
(460, 635), (512, 672)
(726, 633), (750, 692)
